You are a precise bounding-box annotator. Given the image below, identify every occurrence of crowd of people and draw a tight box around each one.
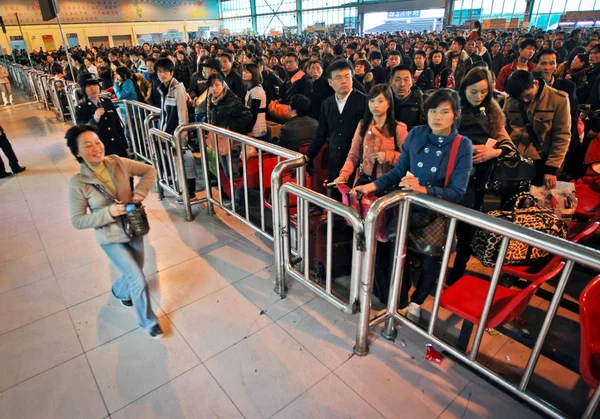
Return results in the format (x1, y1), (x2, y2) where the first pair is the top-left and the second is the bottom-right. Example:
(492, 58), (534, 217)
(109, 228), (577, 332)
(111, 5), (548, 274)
(4, 22), (600, 335)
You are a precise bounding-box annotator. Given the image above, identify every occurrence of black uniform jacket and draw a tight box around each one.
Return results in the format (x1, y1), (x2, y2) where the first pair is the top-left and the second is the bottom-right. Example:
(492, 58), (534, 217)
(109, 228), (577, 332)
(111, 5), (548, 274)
(76, 97), (128, 158)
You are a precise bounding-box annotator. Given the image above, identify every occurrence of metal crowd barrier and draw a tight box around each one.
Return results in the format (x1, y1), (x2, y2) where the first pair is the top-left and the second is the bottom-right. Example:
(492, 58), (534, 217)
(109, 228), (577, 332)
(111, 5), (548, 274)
(31, 71), (48, 108)
(353, 191), (600, 419)
(65, 81), (80, 123)
(48, 79), (70, 121)
(148, 124), (200, 222)
(196, 123), (306, 251)
(122, 100), (161, 164)
(277, 183), (365, 313)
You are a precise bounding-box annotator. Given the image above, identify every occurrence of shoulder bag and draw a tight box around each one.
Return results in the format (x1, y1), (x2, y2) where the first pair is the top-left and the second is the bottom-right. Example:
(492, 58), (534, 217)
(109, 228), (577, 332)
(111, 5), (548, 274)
(470, 192), (567, 267)
(405, 134), (462, 256)
(91, 184), (150, 239)
(486, 150), (536, 197)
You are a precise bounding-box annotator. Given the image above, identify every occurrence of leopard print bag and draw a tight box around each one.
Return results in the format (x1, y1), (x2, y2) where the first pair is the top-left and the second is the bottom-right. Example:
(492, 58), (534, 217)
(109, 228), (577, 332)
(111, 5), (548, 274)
(471, 193), (568, 267)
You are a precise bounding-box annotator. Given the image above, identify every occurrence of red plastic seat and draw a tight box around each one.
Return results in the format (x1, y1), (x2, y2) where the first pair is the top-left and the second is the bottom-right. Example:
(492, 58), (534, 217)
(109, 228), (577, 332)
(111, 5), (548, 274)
(263, 144), (326, 213)
(502, 214), (600, 282)
(440, 274), (552, 330)
(580, 275), (600, 388)
(574, 183), (600, 220)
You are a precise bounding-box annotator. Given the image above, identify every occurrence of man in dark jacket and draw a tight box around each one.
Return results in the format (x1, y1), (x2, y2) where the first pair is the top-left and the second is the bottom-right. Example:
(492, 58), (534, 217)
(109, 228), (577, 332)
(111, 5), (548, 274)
(307, 60), (333, 120)
(279, 94), (318, 152)
(155, 58), (198, 202)
(369, 51), (387, 85)
(305, 59), (366, 191)
(75, 73), (128, 158)
(282, 52), (312, 104)
(45, 54), (63, 75)
(445, 36), (473, 88)
(144, 57), (162, 108)
(465, 39), (483, 64)
(489, 41), (505, 77)
(219, 52), (246, 101)
(390, 65), (425, 132)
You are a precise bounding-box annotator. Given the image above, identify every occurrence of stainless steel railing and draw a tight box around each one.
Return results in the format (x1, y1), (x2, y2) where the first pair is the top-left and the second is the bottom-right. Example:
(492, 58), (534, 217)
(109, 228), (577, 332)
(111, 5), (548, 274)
(122, 100), (161, 164)
(148, 125), (202, 221)
(196, 123), (306, 239)
(277, 183), (365, 312)
(354, 191), (600, 419)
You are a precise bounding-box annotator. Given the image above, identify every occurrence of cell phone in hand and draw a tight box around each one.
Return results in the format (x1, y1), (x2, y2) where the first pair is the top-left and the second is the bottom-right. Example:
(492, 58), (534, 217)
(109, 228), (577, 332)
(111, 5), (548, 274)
(485, 138), (497, 148)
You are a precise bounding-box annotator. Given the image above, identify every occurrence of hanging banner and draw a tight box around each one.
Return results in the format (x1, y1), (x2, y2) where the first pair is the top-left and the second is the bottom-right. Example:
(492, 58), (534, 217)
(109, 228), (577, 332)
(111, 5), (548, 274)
(1, 0), (219, 25)
(41, 34), (56, 51)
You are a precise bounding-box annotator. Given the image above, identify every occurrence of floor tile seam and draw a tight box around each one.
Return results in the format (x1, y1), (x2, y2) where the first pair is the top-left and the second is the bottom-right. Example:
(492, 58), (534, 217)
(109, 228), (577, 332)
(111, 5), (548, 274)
(266, 370), (337, 419)
(0, 272), (57, 298)
(200, 359), (248, 419)
(268, 320), (334, 373)
(94, 319), (204, 415)
(75, 309), (170, 354)
(0, 305), (68, 338)
(157, 281), (239, 315)
(0, 351), (83, 395)
(65, 307), (111, 417)
(0, 225), (38, 241)
(0, 225), (47, 264)
(104, 366), (208, 417)
(31, 217), (70, 231)
(328, 367), (390, 419)
(194, 318), (274, 364)
(151, 252), (276, 316)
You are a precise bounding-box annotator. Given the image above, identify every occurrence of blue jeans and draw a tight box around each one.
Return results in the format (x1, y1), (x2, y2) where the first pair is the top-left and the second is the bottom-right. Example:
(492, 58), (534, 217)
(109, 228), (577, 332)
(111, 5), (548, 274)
(101, 237), (158, 330)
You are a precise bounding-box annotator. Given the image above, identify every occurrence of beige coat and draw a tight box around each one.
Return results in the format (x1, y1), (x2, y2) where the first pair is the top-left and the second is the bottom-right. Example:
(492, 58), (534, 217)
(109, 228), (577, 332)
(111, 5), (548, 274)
(68, 155), (156, 244)
(0, 66), (9, 84)
(504, 82), (571, 173)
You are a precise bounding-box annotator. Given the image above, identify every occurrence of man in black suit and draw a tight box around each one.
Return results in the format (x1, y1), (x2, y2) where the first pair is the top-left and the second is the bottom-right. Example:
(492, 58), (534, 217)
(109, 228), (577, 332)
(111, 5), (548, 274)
(75, 73), (128, 158)
(305, 59), (366, 192)
(535, 49), (580, 179)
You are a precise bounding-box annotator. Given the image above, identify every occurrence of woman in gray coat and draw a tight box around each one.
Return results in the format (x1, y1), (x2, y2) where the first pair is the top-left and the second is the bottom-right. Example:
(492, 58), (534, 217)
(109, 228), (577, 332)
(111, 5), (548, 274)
(66, 124), (162, 339)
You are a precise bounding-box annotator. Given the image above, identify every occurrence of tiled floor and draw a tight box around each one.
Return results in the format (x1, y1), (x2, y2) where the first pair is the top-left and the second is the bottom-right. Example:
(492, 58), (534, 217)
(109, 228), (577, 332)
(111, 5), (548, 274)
(0, 95), (549, 418)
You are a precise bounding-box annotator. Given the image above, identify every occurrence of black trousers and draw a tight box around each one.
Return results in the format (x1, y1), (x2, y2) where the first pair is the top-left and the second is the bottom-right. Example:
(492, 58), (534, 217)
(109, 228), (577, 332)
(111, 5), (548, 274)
(0, 132), (20, 174)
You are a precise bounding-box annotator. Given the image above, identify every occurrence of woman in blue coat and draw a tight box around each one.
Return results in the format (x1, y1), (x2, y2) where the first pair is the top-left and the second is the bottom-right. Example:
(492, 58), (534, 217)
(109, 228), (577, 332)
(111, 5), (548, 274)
(352, 89), (473, 323)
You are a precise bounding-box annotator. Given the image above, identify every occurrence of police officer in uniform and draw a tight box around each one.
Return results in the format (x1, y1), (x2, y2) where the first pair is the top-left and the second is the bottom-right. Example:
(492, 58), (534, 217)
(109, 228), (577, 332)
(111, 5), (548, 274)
(75, 73), (128, 158)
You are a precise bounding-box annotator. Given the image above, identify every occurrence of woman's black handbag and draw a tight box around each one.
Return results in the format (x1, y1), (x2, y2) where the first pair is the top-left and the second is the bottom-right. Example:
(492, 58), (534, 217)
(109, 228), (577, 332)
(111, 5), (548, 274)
(92, 184), (150, 239)
(486, 152), (536, 197)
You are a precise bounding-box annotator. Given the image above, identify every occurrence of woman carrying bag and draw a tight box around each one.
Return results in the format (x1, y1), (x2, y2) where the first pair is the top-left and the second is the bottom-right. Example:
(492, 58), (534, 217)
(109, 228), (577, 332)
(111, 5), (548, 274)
(242, 63), (268, 140)
(351, 89), (473, 322)
(446, 67), (521, 285)
(67, 125), (162, 339)
(333, 84), (408, 304)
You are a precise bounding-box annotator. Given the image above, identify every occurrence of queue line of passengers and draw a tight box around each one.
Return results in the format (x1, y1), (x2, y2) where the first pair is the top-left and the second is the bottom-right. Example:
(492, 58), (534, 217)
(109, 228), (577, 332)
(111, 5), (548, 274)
(35, 26), (599, 338)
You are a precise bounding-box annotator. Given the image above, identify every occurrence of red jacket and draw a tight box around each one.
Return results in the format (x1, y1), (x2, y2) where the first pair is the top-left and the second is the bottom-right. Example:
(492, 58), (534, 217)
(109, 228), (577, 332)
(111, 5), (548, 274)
(496, 60), (535, 92)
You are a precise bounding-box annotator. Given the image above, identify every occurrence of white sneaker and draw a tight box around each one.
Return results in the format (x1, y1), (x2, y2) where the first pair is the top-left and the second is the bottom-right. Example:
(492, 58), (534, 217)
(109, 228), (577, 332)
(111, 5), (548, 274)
(406, 302), (421, 323)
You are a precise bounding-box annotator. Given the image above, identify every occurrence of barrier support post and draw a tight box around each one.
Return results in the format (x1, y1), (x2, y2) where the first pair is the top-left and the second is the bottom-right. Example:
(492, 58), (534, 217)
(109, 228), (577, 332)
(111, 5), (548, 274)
(272, 157), (309, 297)
(174, 126), (194, 222)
